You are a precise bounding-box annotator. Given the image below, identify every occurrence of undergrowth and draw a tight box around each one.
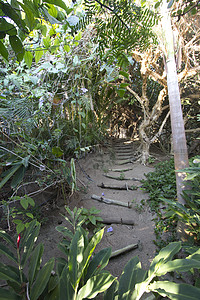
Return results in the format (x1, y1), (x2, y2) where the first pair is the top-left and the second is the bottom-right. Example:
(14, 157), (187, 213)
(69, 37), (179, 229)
(142, 157), (200, 249)
(141, 159), (177, 249)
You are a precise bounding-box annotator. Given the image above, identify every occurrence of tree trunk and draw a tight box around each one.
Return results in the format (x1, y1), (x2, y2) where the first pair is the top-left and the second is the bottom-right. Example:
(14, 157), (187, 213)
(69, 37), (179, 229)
(160, 0), (189, 205)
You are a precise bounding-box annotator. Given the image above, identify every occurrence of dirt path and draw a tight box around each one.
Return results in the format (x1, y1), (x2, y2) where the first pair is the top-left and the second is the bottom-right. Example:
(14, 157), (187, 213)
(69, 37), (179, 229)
(37, 138), (157, 277)
(69, 138), (157, 276)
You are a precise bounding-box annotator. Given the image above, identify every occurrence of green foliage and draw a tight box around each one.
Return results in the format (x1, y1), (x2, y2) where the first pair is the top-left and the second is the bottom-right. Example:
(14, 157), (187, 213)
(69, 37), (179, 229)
(79, 206), (103, 231)
(0, 0), (76, 63)
(0, 220), (55, 299)
(142, 156), (200, 247)
(82, 0), (158, 66)
(141, 159), (178, 248)
(56, 206), (103, 248)
(1, 216), (200, 299)
(142, 159), (176, 211)
(104, 241), (200, 300)
(162, 156), (200, 243)
(171, 0), (200, 19)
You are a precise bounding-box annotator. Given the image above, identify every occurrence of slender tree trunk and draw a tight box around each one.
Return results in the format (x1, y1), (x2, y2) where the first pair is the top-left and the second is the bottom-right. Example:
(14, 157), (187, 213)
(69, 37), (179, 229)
(160, 0), (189, 205)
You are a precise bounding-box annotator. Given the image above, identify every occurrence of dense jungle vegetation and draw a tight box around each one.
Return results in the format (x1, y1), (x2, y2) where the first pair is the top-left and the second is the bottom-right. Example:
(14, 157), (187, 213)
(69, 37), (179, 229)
(0, 0), (200, 299)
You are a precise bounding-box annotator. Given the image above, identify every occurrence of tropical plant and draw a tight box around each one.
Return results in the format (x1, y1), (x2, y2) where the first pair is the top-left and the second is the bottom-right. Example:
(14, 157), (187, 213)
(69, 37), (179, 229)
(56, 226), (115, 300)
(0, 216), (115, 300)
(0, 220), (55, 300)
(0, 0), (79, 64)
(1, 213), (200, 299)
(104, 241), (200, 300)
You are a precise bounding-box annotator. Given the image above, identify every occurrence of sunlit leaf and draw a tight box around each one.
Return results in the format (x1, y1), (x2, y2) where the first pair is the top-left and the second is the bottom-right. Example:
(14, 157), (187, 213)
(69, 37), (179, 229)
(24, 51), (33, 68)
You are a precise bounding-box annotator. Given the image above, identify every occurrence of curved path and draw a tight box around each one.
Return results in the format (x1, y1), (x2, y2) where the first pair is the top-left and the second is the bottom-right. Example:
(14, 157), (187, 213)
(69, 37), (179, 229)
(74, 138), (156, 277)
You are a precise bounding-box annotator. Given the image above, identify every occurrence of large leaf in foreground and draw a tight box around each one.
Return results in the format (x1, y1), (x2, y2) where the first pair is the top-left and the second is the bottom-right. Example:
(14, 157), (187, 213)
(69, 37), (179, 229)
(77, 273), (116, 300)
(0, 287), (21, 300)
(30, 258), (55, 300)
(149, 281), (200, 300)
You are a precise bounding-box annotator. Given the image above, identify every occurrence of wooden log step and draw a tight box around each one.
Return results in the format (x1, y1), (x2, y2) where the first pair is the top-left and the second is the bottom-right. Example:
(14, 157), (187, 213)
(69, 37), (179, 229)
(108, 168), (132, 172)
(114, 149), (134, 154)
(115, 156), (134, 160)
(115, 159), (134, 165)
(103, 174), (140, 181)
(114, 146), (133, 150)
(115, 152), (133, 156)
(99, 217), (134, 225)
(110, 243), (138, 258)
(97, 183), (137, 190)
(91, 194), (132, 208)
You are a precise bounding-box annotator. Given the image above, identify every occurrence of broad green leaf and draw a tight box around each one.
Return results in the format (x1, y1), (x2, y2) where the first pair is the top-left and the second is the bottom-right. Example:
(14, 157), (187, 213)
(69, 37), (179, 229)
(9, 35), (25, 62)
(77, 273), (116, 300)
(35, 48), (44, 64)
(0, 230), (16, 248)
(48, 4), (58, 18)
(48, 274), (59, 293)
(118, 256), (147, 300)
(30, 258), (55, 300)
(0, 243), (17, 264)
(24, 51), (33, 68)
(11, 165), (25, 189)
(0, 164), (21, 189)
(68, 229), (85, 289)
(56, 226), (73, 239)
(52, 146), (63, 158)
(83, 228), (104, 267)
(16, 222), (25, 234)
(20, 197), (29, 210)
(64, 44), (70, 52)
(43, 36), (51, 49)
(35, 23), (47, 36)
(89, 215), (96, 225)
(148, 242), (181, 277)
(0, 263), (20, 284)
(85, 248), (112, 281)
(29, 243), (44, 286)
(156, 259), (200, 276)
(56, 258), (68, 277)
(26, 213), (34, 219)
(20, 219), (37, 249)
(44, 0), (70, 13)
(47, 282), (60, 299)
(59, 265), (75, 300)
(0, 32), (5, 39)
(0, 18), (17, 36)
(149, 280), (200, 300)
(75, 31), (82, 41)
(0, 287), (21, 300)
(120, 83), (129, 88)
(41, 7), (62, 24)
(18, 2), (36, 31)
(104, 280), (119, 300)
(27, 197), (35, 207)
(20, 221), (41, 267)
(119, 70), (130, 80)
(186, 248), (200, 261)
(116, 89), (126, 97)
(0, 2), (27, 32)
